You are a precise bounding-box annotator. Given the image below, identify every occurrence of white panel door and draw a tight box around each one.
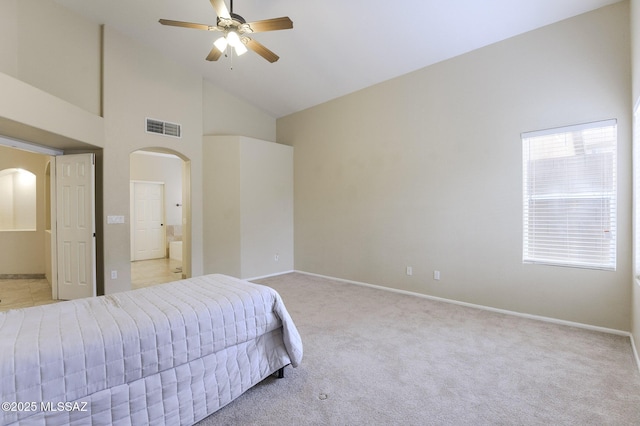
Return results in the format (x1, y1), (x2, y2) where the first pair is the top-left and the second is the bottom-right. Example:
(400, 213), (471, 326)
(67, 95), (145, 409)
(56, 153), (96, 300)
(131, 182), (165, 261)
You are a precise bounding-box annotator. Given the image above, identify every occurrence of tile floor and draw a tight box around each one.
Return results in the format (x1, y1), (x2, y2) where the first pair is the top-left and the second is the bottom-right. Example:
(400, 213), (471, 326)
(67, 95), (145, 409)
(0, 258), (182, 312)
(0, 278), (59, 312)
(131, 257), (183, 289)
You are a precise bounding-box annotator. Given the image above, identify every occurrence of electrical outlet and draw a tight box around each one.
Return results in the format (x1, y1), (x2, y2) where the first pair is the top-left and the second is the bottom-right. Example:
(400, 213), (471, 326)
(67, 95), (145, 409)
(111, 270), (118, 279)
(434, 270), (441, 280)
(406, 266), (413, 276)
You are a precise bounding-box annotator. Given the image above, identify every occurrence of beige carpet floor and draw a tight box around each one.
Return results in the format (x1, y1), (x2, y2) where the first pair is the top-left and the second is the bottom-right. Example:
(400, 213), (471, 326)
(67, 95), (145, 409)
(198, 272), (640, 425)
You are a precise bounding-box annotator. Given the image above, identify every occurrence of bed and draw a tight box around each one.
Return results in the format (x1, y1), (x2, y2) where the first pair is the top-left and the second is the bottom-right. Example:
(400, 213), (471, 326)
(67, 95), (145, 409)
(0, 274), (303, 425)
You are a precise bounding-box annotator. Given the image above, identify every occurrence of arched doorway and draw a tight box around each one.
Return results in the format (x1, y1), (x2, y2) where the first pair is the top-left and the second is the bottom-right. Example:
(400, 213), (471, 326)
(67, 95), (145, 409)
(129, 148), (192, 288)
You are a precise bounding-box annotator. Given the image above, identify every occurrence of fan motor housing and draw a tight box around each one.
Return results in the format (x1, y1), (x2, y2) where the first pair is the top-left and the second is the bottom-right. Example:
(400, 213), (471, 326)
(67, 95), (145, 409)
(218, 12), (246, 28)
(230, 13), (246, 24)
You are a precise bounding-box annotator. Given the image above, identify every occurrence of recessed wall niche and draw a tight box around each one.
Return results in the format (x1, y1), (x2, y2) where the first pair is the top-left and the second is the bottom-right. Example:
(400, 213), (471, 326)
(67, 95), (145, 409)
(0, 168), (37, 231)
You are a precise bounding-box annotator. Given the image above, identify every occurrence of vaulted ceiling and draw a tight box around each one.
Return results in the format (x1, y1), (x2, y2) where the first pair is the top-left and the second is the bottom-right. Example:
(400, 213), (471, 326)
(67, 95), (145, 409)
(54, 0), (622, 118)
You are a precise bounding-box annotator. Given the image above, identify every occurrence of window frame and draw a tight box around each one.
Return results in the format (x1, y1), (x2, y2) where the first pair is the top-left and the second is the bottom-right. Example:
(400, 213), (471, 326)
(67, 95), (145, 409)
(521, 119), (617, 271)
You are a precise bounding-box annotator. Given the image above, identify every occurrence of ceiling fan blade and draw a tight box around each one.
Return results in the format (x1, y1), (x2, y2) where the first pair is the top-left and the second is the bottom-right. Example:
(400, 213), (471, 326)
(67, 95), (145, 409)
(159, 19), (215, 31)
(206, 46), (223, 61)
(245, 17), (293, 33)
(245, 38), (279, 63)
(210, 0), (231, 19)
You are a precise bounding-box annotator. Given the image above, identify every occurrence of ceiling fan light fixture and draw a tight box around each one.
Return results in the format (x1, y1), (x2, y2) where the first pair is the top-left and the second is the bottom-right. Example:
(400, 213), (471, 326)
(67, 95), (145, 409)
(234, 41), (248, 56)
(214, 36), (228, 52)
(226, 30), (241, 47)
(225, 30), (247, 56)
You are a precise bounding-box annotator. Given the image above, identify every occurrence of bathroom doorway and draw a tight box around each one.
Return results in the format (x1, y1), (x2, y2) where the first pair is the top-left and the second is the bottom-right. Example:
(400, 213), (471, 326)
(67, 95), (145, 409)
(130, 149), (190, 288)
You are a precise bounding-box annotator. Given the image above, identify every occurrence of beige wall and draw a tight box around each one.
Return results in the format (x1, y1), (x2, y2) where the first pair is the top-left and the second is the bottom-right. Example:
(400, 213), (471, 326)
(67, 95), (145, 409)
(0, 72), (105, 150)
(203, 137), (241, 277)
(0, 0), (18, 78)
(203, 136), (294, 279)
(0, 0), (101, 115)
(239, 137), (294, 278)
(203, 81), (276, 141)
(279, 2), (632, 331)
(0, 146), (49, 275)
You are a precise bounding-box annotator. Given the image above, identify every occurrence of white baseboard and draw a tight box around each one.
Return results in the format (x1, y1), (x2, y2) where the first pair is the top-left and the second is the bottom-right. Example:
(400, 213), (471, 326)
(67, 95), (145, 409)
(247, 270), (295, 281)
(294, 270), (632, 340)
(631, 334), (640, 373)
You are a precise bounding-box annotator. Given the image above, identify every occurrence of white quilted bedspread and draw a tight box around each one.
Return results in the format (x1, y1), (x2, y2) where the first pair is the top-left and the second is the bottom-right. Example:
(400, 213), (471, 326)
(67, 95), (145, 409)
(0, 274), (303, 425)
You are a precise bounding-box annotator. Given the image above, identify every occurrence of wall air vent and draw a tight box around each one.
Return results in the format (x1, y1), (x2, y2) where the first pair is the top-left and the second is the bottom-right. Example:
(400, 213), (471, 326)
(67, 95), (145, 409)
(146, 118), (182, 138)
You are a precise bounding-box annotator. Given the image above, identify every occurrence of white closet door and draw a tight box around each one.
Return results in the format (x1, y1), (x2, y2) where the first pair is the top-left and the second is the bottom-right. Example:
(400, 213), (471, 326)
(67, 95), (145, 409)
(131, 182), (165, 261)
(56, 153), (96, 300)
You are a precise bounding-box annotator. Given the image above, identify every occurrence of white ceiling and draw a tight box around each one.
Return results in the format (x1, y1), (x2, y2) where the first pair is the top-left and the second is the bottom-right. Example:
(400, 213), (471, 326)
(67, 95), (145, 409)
(53, 0), (621, 118)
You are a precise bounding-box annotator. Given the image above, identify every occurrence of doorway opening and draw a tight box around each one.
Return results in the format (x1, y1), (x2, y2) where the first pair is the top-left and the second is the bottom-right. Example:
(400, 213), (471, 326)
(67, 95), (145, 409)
(0, 144), (103, 308)
(130, 149), (191, 289)
(0, 146), (53, 310)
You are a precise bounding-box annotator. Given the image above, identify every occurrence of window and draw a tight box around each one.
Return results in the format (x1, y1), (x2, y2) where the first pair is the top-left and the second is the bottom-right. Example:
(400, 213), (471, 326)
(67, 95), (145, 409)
(522, 120), (617, 271)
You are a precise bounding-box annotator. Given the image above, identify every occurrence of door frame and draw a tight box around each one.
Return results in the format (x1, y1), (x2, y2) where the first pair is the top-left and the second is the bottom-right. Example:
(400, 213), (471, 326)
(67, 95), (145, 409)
(0, 138), (103, 299)
(50, 158), (58, 300)
(129, 149), (192, 280)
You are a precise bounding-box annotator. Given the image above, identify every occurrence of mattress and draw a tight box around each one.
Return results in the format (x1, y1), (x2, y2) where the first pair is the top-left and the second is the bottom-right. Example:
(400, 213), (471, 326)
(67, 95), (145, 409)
(0, 274), (303, 425)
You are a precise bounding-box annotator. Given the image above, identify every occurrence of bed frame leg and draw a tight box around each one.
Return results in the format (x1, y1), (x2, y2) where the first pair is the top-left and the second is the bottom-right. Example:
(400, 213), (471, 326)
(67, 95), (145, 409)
(277, 367), (285, 379)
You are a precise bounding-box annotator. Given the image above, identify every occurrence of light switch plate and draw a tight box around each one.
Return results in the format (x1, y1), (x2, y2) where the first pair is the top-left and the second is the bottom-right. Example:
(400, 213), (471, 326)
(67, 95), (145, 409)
(107, 215), (125, 224)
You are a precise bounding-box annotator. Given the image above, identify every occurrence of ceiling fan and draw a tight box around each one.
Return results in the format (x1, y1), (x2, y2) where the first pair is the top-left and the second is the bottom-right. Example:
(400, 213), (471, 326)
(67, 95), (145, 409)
(159, 0), (293, 63)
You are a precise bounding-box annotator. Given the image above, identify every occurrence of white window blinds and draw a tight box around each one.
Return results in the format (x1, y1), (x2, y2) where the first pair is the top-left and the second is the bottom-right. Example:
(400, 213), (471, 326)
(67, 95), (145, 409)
(522, 120), (617, 271)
